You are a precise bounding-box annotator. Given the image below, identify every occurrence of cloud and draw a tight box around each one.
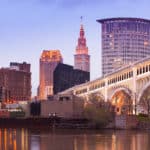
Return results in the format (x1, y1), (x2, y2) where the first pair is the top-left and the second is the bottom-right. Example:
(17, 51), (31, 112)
(59, 0), (101, 8)
(37, 0), (102, 9)
(38, 0), (57, 4)
(2, 0), (149, 11)
(40, 0), (120, 9)
(0, 0), (118, 9)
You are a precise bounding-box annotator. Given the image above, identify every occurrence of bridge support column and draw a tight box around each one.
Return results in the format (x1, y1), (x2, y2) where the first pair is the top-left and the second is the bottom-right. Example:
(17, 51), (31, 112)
(133, 67), (137, 115)
(104, 78), (108, 102)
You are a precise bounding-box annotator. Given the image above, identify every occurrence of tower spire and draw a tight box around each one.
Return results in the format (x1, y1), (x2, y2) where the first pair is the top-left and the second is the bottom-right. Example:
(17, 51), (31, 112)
(77, 17), (86, 49)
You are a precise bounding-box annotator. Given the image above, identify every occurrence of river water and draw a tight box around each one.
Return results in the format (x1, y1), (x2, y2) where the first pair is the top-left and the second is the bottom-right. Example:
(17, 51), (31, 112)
(0, 128), (150, 150)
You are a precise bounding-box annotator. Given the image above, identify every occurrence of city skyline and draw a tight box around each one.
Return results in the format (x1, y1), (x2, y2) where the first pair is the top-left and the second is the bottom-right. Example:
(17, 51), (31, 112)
(1, 0), (150, 95)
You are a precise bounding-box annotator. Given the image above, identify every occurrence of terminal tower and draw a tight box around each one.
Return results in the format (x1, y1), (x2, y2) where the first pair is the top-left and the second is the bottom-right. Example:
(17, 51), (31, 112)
(74, 24), (90, 73)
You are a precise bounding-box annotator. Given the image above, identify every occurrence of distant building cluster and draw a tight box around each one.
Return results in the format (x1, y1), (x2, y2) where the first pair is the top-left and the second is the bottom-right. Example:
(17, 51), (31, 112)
(38, 24), (90, 100)
(1, 17), (150, 116)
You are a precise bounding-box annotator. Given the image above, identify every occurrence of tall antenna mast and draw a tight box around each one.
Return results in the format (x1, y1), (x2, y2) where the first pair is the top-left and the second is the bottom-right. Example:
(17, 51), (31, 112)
(80, 16), (83, 24)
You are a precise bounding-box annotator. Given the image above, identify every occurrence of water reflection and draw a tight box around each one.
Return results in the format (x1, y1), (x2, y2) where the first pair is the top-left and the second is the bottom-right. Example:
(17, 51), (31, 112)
(0, 128), (150, 150)
(0, 128), (28, 150)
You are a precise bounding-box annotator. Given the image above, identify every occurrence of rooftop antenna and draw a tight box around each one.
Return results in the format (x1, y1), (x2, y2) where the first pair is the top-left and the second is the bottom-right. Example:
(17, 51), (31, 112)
(80, 16), (83, 24)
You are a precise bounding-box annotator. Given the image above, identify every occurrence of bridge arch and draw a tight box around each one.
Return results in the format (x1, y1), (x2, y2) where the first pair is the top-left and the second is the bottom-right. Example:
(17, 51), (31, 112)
(137, 81), (150, 114)
(109, 87), (133, 115)
(137, 81), (150, 103)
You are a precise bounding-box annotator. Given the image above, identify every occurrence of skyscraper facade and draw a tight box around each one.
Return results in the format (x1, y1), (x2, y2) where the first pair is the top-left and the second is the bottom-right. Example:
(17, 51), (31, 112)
(0, 62), (31, 102)
(97, 18), (150, 75)
(74, 24), (90, 73)
(53, 63), (90, 94)
(39, 50), (63, 99)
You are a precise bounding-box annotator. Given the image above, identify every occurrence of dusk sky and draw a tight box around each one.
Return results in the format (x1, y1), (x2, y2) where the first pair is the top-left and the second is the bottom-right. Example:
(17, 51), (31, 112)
(0, 0), (150, 96)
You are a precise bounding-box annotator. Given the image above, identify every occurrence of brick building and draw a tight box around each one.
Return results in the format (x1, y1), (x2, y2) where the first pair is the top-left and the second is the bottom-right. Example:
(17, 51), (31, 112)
(0, 62), (31, 102)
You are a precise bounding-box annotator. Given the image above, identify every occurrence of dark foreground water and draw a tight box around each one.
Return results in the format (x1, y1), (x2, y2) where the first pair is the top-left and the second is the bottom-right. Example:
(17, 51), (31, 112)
(0, 128), (150, 150)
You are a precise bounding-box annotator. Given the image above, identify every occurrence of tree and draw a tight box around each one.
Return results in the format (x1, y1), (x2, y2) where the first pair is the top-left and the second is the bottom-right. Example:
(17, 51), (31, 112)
(84, 105), (112, 127)
(83, 93), (114, 127)
(88, 93), (105, 107)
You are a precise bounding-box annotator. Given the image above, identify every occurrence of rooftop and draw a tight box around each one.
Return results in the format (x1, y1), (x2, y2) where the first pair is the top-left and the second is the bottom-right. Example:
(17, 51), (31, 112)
(97, 17), (150, 24)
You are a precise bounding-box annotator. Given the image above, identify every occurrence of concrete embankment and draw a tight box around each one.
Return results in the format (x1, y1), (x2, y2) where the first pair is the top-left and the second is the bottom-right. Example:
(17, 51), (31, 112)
(1, 115), (149, 130)
(115, 115), (138, 129)
(137, 121), (150, 130)
(0, 118), (89, 129)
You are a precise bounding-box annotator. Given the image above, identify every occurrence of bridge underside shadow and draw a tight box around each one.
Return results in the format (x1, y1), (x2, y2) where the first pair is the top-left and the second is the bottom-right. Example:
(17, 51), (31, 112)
(110, 89), (133, 115)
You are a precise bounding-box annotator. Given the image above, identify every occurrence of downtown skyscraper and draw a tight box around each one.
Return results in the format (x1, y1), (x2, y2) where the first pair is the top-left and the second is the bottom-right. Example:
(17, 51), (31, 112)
(38, 50), (63, 100)
(74, 24), (90, 73)
(97, 18), (150, 75)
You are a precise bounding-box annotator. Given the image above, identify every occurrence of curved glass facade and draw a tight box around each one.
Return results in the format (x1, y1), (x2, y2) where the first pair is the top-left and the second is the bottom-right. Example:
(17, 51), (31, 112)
(97, 18), (150, 75)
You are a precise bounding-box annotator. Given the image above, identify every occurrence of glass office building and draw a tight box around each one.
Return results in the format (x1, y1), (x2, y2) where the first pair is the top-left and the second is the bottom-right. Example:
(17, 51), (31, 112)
(97, 18), (150, 75)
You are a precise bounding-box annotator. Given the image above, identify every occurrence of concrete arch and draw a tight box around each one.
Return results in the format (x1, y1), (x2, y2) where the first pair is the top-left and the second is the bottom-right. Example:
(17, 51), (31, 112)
(109, 87), (133, 115)
(137, 77), (150, 94)
(109, 87), (133, 101)
(137, 81), (150, 104)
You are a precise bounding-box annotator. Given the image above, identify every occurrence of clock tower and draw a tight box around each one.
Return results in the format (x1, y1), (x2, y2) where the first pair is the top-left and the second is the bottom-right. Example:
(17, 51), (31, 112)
(74, 24), (90, 73)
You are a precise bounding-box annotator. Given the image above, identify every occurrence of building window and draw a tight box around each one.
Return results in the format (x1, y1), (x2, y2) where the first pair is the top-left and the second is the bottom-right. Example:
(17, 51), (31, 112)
(146, 65), (148, 72)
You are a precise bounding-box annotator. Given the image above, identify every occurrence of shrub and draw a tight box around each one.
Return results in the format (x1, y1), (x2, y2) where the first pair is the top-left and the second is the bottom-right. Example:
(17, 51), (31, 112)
(83, 104), (113, 127)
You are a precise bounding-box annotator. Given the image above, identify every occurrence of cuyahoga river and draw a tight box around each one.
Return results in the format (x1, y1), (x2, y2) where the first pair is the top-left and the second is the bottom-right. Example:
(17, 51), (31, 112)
(0, 128), (150, 150)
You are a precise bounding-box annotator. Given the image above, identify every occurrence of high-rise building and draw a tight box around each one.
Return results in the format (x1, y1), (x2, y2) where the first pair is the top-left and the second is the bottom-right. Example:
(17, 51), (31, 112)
(74, 24), (90, 73)
(97, 18), (150, 75)
(53, 63), (90, 94)
(0, 62), (31, 102)
(39, 50), (63, 99)
(10, 62), (30, 73)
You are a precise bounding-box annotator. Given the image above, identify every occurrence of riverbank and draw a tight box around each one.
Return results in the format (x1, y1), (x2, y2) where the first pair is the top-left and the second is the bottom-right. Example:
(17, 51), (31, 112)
(0, 117), (91, 129)
(0, 115), (149, 130)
